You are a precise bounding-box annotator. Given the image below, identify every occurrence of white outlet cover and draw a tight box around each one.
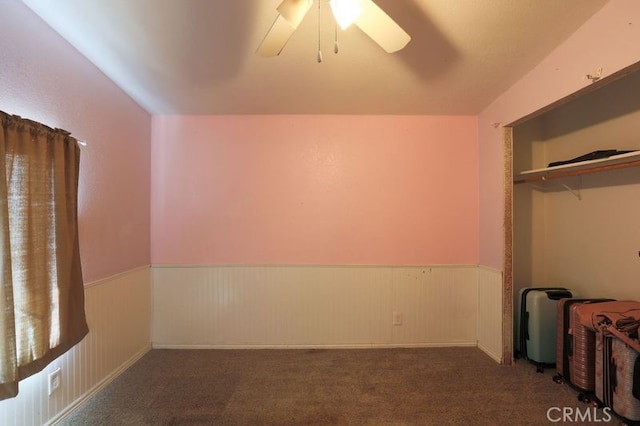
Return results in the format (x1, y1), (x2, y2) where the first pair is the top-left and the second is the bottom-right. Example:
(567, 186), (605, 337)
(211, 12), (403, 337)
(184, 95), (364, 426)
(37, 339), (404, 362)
(48, 368), (61, 396)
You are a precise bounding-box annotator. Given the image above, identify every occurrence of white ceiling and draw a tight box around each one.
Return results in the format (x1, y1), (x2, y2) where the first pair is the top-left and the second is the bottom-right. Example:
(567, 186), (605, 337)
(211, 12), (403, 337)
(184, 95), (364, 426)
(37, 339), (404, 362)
(22, 0), (608, 115)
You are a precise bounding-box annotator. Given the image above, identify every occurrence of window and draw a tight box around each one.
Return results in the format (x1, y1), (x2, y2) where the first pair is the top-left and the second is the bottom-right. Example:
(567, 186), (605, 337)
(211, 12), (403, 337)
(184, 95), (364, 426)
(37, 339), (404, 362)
(0, 111), (88, 400)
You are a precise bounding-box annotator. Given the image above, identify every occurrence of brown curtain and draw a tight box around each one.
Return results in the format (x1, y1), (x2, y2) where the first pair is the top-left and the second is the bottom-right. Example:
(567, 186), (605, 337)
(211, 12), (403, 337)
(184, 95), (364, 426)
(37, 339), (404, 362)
(0, 111), (88, 400)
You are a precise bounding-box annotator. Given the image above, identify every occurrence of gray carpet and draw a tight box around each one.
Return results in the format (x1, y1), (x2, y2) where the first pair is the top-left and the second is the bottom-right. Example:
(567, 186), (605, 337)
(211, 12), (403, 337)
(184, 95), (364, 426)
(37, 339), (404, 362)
(59, 347), (607, 425)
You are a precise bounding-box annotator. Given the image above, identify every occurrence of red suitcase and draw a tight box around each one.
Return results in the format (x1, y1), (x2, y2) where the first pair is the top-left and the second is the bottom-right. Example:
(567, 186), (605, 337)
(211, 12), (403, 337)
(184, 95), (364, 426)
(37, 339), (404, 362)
(595, 327), (640, 423)
(580, 301), (640, 423)
(554, 298), (613, 392)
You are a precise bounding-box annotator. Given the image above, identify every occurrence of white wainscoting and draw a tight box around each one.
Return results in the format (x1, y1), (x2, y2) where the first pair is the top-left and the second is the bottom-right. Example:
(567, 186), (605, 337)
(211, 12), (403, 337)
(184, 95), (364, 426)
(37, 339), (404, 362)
(152, 265), (479, 349)
(476, 266), (504, 363)
(0, 266), (152, 426)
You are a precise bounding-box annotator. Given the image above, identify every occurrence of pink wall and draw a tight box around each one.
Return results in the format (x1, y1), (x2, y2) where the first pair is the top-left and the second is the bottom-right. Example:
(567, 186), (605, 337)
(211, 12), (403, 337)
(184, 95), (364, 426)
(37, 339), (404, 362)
(151, 115), (478, 265)
(0, 1), (151, 282)
(478, 0), (640, 270)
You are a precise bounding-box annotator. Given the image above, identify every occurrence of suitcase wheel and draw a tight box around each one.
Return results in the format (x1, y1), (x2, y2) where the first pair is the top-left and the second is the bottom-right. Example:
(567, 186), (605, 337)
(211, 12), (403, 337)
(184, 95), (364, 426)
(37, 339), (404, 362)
(552, 374), (564, 384)
(577, 393), (600, 407)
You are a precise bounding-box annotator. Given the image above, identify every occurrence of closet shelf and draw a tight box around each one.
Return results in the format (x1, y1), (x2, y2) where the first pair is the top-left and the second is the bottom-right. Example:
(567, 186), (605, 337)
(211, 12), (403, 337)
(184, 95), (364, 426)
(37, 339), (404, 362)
(513, 151), (640, 184)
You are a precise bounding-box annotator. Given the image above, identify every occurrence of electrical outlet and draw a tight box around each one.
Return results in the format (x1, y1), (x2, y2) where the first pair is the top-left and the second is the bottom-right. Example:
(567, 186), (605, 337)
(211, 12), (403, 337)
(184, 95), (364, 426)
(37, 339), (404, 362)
(48, 368), (61, 396)
(392, 311), (403, 326)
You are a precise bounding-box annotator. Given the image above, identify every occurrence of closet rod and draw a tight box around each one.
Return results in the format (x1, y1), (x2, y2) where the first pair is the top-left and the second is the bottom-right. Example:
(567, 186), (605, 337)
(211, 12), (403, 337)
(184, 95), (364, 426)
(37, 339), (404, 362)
(513, 159), (640, 184)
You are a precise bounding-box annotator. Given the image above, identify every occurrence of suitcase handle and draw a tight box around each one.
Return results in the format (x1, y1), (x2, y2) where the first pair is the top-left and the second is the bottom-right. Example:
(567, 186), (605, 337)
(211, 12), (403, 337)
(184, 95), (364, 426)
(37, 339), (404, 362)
(568, 333), (573, 357)
(611, 356), (618, 393)
(634, 357), (640, 400)
(546, 290), (572, 300)
(520, 311), (529, 358)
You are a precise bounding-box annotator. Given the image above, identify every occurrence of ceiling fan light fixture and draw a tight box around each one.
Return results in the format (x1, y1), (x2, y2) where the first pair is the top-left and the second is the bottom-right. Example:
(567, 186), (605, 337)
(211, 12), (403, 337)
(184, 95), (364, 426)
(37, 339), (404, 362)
(277, 0), (314, 28)
(257, 0), (410, 57)
(329, 0), (362, 30)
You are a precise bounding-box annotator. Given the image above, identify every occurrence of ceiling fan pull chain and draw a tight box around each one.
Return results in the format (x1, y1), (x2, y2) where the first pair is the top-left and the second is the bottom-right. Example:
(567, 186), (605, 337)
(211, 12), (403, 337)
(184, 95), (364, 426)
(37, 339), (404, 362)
(317, 0), (323, 62)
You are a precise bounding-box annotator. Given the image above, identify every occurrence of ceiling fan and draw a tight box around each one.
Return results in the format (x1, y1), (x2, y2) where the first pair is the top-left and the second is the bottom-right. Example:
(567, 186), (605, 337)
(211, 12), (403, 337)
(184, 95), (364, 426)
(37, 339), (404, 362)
(256, 0), (411, 58)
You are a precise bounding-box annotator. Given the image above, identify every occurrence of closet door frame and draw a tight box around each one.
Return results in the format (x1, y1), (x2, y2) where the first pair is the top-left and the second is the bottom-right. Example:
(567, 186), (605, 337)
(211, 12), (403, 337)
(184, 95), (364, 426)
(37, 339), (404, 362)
(502, 128), (514, 365)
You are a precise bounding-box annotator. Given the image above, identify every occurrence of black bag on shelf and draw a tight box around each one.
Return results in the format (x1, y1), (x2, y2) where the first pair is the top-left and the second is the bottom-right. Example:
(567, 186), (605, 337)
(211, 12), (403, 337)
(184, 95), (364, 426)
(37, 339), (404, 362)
(548, 150), (637, 167)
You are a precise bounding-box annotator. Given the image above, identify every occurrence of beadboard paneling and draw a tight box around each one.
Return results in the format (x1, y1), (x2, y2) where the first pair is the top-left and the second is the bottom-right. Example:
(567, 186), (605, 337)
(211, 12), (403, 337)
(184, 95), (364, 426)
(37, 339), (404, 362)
(152, 265), (478, 348)
(477, 266), (503, 363)
(0, 267), (151, 426)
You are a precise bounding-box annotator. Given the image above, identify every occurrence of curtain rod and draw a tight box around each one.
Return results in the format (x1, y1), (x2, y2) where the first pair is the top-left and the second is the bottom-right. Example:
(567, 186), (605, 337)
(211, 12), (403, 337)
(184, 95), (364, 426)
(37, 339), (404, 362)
(1, 109), (88, 147)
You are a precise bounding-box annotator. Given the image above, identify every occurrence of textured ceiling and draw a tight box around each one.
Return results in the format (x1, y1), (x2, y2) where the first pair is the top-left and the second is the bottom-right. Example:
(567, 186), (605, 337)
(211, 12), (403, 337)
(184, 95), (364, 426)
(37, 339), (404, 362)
(22, 0), (608, 115)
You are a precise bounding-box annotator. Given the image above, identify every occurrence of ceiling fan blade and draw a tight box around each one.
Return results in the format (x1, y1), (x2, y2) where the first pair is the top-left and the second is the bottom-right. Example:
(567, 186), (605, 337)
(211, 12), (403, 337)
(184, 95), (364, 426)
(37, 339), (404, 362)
(256, 15), (296, 57)
(354, 0), (411, 53)
(256, 0), (313, 57)
(277, 0), (313, 29)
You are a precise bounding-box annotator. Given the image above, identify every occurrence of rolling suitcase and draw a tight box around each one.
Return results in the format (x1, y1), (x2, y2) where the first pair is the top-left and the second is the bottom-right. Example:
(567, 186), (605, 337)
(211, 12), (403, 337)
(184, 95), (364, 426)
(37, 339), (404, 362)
(516, 287), (567, 359)
(595, 324), (640, 423)
(579, 300), (640, 423)
(553, 298), (614, 392)
(517, 287), (572, 368)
